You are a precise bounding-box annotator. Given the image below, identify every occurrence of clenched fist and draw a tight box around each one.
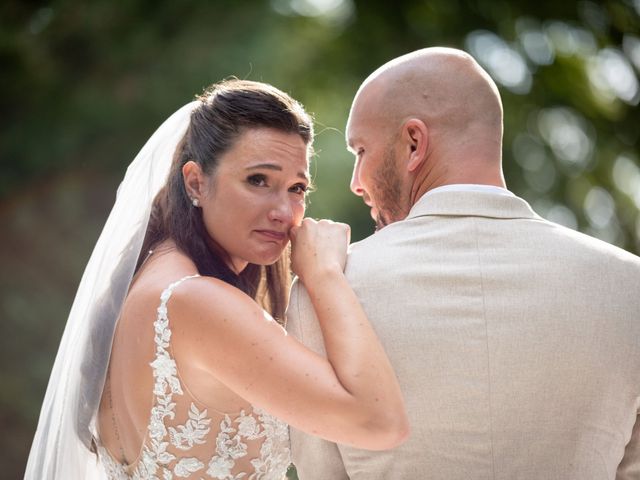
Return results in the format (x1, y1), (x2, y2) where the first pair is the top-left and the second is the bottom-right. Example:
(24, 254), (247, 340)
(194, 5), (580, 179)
(289, 218), (351, 285)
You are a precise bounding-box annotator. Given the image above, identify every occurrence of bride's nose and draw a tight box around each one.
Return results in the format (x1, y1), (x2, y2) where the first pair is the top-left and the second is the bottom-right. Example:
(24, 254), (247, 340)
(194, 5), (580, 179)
(267, 195), (294, 224)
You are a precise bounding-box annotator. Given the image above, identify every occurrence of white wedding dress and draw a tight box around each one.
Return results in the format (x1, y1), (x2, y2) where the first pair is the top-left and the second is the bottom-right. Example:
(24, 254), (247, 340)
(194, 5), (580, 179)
(97, 276), (291, 480)
(25, 101), (290, 479)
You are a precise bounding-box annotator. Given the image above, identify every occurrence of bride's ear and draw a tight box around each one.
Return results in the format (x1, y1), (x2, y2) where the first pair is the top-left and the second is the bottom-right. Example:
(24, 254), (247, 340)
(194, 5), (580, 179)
(182, 161), (206, 200)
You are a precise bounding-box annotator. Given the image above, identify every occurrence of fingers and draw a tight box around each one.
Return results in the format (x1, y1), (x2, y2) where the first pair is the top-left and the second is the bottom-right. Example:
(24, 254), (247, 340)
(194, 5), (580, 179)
(296, 219), (350, 248)
(289, 225), (299, 241)
(297, 217), (349, 231)
(289, 218), (351, 281)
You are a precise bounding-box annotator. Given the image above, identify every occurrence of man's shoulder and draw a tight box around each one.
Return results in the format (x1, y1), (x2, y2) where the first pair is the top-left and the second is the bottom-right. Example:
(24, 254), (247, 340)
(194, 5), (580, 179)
(348, 218), (413, 255)
(347, 224), (401, 264)
(344, 222), (419, 285)
(543, 220), (640, 269)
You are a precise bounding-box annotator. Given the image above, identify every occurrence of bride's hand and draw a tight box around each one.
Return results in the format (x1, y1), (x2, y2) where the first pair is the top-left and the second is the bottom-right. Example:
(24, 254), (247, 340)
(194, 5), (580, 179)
(289, 218), (351, 285)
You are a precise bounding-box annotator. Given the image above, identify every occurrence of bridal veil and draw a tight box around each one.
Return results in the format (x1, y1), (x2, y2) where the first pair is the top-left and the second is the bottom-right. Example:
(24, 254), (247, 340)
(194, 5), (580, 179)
(24, 101), (199, 479)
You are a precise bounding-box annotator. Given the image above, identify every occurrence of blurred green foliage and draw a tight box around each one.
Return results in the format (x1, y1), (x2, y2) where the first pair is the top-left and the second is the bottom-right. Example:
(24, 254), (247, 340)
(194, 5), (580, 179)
(1, 0), (638, 477)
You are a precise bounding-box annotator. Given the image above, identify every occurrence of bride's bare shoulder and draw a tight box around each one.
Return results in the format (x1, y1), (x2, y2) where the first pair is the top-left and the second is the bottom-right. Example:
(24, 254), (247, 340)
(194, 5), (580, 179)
(126, 248), (257, 325)
(168, 274), (258, 324)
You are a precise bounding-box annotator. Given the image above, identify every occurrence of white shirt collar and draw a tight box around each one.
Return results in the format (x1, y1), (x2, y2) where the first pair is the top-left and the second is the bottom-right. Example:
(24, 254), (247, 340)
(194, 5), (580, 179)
(423, 184), (515, 197)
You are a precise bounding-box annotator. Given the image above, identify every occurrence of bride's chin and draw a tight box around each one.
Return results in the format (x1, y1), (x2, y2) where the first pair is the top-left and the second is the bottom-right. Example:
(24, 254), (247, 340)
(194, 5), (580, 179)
(234, 241), (289, 269)
(227, 247), (286, 272)
(257, 250), (286, 266)
(234, 253), (281, 270)
(259, 255), (284, 266)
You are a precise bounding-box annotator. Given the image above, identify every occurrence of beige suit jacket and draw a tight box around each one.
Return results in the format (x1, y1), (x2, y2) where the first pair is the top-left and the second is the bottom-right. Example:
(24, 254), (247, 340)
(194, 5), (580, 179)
(287, 190), (640, 479)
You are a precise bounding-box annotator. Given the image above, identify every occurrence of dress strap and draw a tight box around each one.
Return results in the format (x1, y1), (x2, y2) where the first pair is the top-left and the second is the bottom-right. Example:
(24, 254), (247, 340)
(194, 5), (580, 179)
(154, 274), (200, 356)
(159, 274), (200, 308)
(151, 274), (200, 395)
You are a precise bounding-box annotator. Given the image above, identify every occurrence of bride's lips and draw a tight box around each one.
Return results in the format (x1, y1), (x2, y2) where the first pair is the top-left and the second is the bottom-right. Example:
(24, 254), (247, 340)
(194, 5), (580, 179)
(254, 230), (287, 242)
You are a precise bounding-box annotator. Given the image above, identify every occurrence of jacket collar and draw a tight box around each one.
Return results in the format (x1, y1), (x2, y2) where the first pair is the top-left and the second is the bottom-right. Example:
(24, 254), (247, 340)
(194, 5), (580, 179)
(406, 189), (541, 221)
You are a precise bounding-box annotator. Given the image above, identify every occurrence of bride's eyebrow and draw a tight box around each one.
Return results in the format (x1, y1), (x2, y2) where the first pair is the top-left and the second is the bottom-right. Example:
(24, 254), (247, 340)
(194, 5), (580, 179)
(245, 163), (309, 181)
(246, 163), (281, 171)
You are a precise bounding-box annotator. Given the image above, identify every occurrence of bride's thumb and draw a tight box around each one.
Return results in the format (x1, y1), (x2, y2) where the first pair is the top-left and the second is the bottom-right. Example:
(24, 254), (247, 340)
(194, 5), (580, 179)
(289, 225), (299, 242)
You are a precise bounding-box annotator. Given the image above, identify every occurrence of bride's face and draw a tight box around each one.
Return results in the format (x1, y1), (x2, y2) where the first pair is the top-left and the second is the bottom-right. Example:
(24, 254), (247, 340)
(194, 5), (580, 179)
(188, 127), (310, 273)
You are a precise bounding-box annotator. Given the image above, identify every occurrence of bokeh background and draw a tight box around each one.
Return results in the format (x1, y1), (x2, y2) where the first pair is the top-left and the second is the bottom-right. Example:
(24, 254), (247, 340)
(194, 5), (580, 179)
(2, 0), (639, 478)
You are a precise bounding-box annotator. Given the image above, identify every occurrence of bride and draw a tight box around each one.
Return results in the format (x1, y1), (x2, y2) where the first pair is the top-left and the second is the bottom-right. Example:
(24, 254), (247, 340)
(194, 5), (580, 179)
(25, 79), (408, 479)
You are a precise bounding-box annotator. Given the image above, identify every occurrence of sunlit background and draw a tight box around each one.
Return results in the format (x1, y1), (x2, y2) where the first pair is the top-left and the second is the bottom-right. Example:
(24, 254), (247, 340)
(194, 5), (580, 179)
(1, 0), (639, 477)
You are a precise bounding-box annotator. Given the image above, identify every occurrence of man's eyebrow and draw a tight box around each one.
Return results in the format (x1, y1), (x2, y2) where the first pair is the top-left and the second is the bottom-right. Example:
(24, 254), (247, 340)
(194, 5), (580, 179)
(246, 163), (309, 181)
(346, 135), (360, 152)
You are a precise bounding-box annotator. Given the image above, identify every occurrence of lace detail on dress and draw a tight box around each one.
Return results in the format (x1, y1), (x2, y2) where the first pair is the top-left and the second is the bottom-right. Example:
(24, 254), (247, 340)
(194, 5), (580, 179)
(98, 275), (291, 479)
(206, 407), (290, 480)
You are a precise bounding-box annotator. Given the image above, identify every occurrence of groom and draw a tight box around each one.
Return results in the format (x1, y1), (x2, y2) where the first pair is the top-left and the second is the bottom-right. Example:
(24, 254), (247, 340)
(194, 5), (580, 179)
(287, 47), (640, 478)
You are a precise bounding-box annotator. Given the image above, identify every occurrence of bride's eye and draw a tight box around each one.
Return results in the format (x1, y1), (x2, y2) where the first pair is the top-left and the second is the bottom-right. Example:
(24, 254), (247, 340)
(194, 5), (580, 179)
(247, 174), (267, 187)
(289, 183), (308, 195)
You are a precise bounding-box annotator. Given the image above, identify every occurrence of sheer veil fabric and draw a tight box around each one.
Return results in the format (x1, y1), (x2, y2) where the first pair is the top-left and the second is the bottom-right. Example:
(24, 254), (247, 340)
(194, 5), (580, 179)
(25, 101), (200, 479)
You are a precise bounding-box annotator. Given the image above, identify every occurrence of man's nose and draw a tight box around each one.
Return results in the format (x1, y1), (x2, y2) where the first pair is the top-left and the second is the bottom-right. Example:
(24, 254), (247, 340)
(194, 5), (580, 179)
(350, 163), (364, 197)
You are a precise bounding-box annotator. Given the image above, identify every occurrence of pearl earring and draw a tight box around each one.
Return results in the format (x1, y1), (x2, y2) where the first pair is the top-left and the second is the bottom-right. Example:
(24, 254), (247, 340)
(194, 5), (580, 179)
(191, 198), (200, 207)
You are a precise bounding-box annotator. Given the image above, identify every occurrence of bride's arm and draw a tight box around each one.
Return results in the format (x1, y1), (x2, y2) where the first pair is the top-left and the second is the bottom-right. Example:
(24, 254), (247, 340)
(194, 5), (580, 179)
(174, 219), (409, 450)
(289, 218), (410, 445)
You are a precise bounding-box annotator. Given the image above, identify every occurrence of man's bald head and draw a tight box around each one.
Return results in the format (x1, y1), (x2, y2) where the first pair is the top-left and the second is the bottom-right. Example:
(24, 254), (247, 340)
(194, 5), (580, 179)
(346, 48), (506, 221)
(349, 47), (503, 150)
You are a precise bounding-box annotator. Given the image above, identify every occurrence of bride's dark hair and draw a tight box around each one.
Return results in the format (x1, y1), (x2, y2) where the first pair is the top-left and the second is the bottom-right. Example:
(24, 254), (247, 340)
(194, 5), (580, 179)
(137, 79), (314, 322)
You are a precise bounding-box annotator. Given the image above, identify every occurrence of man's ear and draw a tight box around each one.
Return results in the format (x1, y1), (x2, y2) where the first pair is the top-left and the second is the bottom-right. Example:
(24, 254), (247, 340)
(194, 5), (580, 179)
(403, 119), (428, 173)
(182, 161), (205, 200)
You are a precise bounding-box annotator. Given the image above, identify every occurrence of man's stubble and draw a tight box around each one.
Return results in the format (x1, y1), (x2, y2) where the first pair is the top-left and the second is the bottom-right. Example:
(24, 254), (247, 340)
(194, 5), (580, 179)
(372, 142), (406, 230)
